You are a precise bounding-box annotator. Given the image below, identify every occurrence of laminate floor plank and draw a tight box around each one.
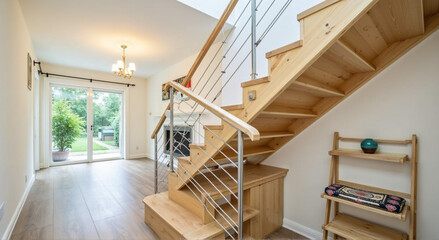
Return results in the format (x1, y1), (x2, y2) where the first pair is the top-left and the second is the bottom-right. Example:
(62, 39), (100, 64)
(12, 198), (53, 235)
(11, 159), (307, 240)
(10, 225), (53, 240)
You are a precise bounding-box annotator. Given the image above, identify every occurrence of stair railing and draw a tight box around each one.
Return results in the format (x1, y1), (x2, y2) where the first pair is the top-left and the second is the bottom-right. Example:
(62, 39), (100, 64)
(153, 81), (259, 239)
(151, 0), (294, 238)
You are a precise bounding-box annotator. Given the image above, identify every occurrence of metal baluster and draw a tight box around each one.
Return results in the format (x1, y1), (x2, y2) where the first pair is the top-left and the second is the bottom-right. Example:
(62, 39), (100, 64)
(154, 133), (158, 193)
(170, 87), (175, 172)
(237, 130), (244, 240)
(251, 0), (257, 80)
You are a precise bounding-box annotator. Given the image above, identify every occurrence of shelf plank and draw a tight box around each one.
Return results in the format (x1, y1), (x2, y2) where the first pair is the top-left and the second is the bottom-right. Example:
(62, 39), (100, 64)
(324, 214), (408, 240)
(322, 194), (409, 221)
(329, 148), (409, 163)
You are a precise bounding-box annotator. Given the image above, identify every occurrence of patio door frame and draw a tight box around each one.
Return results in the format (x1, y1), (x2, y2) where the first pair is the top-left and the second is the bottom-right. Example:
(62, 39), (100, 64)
(42, 76), (129, 167)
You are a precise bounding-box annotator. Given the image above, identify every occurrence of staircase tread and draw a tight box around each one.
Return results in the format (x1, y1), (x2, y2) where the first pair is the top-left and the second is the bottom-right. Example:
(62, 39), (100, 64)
(144, 192), (229, 239)
(189, 143), (206, 150)
(185, 204), (259, 239)
(222, 104), (244, 111)
(297, 0), (342, 20)
(143, 192), (207, 235)
(260, 110), (317, 118)
(232, 131), (295, 141)
(266, 40), (303, 58)
(213, 146), (276, 162)
(204, 125), (224, 130)
(241, 76), (270, 88)
(291, 80), (345, 97)
(187, 164), (288, 200)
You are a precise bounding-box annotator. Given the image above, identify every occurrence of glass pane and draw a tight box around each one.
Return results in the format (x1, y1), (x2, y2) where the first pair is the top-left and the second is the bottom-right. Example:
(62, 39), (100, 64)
(93, 91), (122, 160)
(51, 87), (88, 163)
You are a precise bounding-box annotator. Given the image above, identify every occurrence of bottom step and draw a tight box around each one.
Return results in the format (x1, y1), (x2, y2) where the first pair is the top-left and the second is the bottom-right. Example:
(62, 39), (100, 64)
(324, 214), (408, 240)
(144, 192), (259, 240)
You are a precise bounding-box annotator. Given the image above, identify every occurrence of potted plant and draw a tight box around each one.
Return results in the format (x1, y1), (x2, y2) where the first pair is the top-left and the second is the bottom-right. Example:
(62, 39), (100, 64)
(52, 100), (84, 161)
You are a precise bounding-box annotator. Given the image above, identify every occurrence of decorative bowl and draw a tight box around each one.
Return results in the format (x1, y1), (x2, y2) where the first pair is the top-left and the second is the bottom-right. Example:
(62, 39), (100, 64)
(361, 138), (378, 154)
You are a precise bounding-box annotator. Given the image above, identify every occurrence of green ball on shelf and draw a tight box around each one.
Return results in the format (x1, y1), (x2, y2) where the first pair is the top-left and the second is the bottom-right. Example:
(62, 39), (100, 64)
(361, 138), (378, 154)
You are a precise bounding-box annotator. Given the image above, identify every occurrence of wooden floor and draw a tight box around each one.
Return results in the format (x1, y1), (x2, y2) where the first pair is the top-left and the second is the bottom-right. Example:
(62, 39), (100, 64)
(11, 159), (307, 240)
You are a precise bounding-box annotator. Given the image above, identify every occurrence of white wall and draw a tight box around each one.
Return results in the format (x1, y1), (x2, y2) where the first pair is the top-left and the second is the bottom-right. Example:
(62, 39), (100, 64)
(40, 63), (149, 162)
(264, 30), (439, 239)
(0, 0), (37, 238)
(145, 42), (224, 158)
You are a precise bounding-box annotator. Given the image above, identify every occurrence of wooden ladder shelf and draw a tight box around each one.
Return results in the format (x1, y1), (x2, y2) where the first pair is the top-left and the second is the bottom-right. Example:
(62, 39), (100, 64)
(322, 132), (418, 240)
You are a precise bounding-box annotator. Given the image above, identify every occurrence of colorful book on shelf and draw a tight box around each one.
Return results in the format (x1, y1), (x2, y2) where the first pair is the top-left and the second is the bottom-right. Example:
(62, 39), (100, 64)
(324, 184), (406, 213)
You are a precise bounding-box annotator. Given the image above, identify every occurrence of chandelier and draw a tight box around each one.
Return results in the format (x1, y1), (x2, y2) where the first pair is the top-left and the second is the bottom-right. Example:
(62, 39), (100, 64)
(112, 45), (136, 79)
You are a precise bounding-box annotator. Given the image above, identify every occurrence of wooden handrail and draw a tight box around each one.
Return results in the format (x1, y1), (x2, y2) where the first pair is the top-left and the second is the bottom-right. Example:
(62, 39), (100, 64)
(151, 0), (239, 139)
(167, 81), (260, 141)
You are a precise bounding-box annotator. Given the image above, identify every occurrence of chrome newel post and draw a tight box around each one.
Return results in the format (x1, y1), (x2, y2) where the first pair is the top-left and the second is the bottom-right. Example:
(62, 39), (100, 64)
(251, 0), (257, 80)
(169, 87), (175, 173)
(237, 130), (244, 240)
(154, 134), (158, 194)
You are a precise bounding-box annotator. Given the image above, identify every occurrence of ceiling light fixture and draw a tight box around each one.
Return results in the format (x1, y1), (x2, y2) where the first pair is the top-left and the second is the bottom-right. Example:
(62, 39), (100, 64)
(112, 45), (136, 79)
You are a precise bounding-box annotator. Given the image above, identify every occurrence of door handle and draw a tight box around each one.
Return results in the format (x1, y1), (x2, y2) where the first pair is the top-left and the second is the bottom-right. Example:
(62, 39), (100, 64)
(91, 125), (93, 131)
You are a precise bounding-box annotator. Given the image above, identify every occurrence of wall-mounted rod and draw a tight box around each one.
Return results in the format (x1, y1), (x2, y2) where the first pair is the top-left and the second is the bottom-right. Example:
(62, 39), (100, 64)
(33, 61), (136, 87)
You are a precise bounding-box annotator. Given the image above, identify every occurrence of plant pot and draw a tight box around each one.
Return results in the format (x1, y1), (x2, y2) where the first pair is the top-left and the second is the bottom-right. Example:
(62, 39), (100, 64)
(52, 150), (70, 162)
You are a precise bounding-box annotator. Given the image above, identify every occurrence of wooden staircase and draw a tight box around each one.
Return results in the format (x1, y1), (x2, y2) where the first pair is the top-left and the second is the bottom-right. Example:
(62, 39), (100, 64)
(144, 0), (439, 239)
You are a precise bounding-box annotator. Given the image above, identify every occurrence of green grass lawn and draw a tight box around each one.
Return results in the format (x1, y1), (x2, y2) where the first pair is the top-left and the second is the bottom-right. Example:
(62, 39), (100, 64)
(71, 137), (108, 152)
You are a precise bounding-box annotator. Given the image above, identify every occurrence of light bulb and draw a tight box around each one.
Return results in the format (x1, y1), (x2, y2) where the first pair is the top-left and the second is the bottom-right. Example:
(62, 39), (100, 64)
(112, 64), (118, 72)
(129, 63), (136, 72)
(117, 60), (123, 69)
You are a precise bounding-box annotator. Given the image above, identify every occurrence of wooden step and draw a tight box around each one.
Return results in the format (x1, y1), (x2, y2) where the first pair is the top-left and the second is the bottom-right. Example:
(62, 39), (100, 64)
(329, 148), (409, 164)
(178, 156), (191, 164)
(297, 0), (342, 20)
(260, 109), (317, 119)
(326, 40), (376, 73)
(144, 192), (225, 240)
(216, 204), (259, 229)
(213, 146), (276, 163)
(185, 204), (259, 239)
(321, 193), (409, 221)
(187, 164), (288, 200)
(231, 131), (295, 141)
(265, 40), (303, 58)
(324, 213), (408, 240)
(190, 143), (206, 150)
(241, 76), (270, 88)
(221, 104), (244, 111)
(204, 125), (224, 131)
(291, 81), (345, 97)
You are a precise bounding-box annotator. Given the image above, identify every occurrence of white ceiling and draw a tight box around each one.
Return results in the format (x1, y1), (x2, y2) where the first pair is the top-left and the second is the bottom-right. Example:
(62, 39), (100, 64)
(18, 0), (227, 78)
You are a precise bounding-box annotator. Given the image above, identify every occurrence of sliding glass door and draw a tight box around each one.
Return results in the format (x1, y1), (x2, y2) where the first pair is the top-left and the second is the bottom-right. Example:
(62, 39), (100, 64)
(51, 86), (89, 163)
(92, 91), (122, 160)
(50, 85), (123, 165)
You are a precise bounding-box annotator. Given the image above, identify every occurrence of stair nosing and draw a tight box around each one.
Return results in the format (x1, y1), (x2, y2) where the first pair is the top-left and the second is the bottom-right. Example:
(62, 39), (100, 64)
(265, 40), (303, 58)
(297, 0), (342, 20)
(241, 76), (270, 88)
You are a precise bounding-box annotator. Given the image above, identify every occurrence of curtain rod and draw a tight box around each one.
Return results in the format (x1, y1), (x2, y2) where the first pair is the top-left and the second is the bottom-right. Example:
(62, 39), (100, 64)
(33, 61), (136, 87)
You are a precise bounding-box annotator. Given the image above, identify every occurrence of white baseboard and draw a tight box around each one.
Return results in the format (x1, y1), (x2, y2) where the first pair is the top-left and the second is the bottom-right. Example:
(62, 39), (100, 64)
(283, 218), (322, 240)
(126, 153), (148, 160)
(2, 174), (35, 240)
(145, 153), (154, 160)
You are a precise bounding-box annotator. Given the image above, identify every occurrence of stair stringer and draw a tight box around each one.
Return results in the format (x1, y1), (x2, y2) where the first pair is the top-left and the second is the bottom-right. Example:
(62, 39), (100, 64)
(174, 0), (379, 190)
